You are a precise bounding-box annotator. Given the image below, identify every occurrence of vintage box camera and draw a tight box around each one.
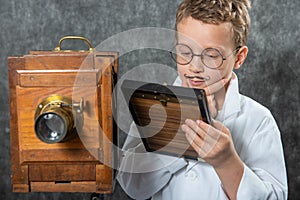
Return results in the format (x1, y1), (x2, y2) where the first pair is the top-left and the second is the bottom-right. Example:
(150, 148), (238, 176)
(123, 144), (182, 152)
(8, 36), (118, 194)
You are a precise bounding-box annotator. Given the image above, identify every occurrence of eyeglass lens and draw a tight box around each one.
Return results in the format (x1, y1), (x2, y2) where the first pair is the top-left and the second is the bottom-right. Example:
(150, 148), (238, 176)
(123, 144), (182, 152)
(171, 44), (223, 69)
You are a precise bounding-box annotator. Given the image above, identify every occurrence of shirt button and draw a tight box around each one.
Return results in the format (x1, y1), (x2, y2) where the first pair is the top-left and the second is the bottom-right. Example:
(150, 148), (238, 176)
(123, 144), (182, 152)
(185, 170), (198, 181)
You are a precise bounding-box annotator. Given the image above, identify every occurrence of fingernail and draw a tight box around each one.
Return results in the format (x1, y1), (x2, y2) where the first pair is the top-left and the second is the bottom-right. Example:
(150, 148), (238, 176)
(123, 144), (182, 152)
(196, 120), (201, 125)
(185, 119), (192, 124)
(181, 125), (187, 132)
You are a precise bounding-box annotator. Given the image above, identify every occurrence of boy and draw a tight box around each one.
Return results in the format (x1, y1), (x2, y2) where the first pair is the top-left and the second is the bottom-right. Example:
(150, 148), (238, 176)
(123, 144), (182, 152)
(117, 0), (288, 199)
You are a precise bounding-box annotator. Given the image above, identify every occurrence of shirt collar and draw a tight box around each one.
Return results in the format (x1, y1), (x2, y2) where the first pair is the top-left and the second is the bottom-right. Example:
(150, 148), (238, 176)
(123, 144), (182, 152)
(173, 76), (182, 86)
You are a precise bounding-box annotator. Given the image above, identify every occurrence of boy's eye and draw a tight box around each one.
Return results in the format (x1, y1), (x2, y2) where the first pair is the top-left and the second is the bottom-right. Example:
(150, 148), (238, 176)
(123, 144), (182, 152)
(180, 52), (192, 56)
(206, 54), (219, 59)
(204, 49), (221, 59)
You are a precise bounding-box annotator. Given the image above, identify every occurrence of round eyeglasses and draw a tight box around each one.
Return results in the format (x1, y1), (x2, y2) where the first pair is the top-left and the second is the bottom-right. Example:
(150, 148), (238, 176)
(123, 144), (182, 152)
(170, 44), (241, 69)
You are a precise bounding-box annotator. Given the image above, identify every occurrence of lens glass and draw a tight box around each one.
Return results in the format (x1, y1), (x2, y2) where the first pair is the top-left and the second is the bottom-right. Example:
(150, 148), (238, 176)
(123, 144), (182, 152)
(35, 113), (66, 143)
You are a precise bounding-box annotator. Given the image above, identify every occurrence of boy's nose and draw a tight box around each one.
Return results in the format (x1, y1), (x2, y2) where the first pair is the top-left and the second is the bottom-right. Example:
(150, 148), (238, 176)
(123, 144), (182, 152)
(188, 56), (205, 73)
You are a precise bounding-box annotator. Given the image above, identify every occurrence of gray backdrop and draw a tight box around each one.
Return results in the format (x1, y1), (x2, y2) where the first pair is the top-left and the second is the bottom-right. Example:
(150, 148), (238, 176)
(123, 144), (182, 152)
(0, 0), (299, 199)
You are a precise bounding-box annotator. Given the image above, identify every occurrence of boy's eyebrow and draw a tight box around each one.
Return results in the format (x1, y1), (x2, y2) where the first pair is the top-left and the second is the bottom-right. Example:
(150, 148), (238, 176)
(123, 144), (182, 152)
(176, 41), (227, 53)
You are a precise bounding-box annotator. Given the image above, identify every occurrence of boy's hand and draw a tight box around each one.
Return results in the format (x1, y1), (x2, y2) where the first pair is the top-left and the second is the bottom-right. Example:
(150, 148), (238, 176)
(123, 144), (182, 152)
(181, 75), (230, 118)
(202, 78), (228, 118)
(206, 93), (217, 118)
(181, 119), (240, 168)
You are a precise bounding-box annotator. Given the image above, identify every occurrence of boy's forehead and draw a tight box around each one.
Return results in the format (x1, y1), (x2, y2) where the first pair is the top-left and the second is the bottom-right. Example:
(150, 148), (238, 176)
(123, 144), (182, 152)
(176, 17), (235, 50)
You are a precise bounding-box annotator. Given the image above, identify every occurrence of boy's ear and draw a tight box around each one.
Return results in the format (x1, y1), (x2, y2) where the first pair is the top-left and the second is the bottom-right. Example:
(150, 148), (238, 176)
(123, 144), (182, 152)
(234, 46), (248, 70)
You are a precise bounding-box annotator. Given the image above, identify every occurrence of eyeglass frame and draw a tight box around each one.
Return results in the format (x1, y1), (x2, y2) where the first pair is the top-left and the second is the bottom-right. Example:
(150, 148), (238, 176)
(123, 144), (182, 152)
(170, 43), (242, 69)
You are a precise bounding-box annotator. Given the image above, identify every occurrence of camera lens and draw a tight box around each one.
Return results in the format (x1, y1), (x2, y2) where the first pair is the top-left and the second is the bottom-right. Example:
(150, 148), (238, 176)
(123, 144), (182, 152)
(34, 95), (82, 144)
(35, 112), (67, 143)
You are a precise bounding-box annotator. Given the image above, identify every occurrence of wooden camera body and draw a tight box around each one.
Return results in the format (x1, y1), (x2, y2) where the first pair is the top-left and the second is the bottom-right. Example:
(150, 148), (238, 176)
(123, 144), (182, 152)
(8, 36), (118, 194)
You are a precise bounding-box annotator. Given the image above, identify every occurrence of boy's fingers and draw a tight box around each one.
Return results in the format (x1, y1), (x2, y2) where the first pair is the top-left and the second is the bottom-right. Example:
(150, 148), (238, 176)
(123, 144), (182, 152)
(196, 120), (220, 140)
(207, 95), (217, 118)
(181, 78), (189, 87)
(184, 119), (203, 138)
(184, 119), (216, 149)
(212, 119), (230, 136)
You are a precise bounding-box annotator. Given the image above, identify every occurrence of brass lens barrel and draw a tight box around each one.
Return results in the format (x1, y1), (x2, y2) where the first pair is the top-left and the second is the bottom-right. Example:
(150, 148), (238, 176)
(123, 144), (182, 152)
(34, 95), (77, 144)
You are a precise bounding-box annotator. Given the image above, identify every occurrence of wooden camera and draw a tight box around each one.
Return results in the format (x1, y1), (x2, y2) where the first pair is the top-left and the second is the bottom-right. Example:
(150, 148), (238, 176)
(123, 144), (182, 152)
(8, 36), (118, 194)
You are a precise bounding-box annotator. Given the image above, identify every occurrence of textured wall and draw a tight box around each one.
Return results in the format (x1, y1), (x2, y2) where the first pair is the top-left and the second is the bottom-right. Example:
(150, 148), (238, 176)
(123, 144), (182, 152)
(0, 0), (299, 199)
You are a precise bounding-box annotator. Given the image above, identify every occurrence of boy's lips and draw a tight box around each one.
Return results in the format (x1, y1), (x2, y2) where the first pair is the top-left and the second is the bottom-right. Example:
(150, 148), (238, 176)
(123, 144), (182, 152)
(184, 74), (210, 87)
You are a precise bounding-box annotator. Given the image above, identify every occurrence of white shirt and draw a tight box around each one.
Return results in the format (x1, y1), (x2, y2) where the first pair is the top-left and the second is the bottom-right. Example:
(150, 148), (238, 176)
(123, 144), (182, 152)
(117, 74), (288, 200)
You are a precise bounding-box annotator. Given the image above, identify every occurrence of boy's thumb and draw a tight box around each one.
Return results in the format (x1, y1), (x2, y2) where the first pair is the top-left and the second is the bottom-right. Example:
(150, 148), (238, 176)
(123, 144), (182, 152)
(212, 119), (230, 136)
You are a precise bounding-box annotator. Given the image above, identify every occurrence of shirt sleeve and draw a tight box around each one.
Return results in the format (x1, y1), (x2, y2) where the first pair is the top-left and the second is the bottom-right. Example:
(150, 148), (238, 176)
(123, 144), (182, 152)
(117, 123), (187, 199)
(236, 115), (288, 200)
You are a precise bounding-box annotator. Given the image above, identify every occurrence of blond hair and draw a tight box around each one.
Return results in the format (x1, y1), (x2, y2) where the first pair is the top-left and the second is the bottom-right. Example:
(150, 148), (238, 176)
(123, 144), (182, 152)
(176, 0), (251, 47)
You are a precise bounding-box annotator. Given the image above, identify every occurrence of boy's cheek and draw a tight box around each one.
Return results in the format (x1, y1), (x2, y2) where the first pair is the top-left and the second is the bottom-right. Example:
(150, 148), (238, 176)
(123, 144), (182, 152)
(177, 65), (185, 74)
(206, 68), (229, 84)
(177, 66), (187, 86)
